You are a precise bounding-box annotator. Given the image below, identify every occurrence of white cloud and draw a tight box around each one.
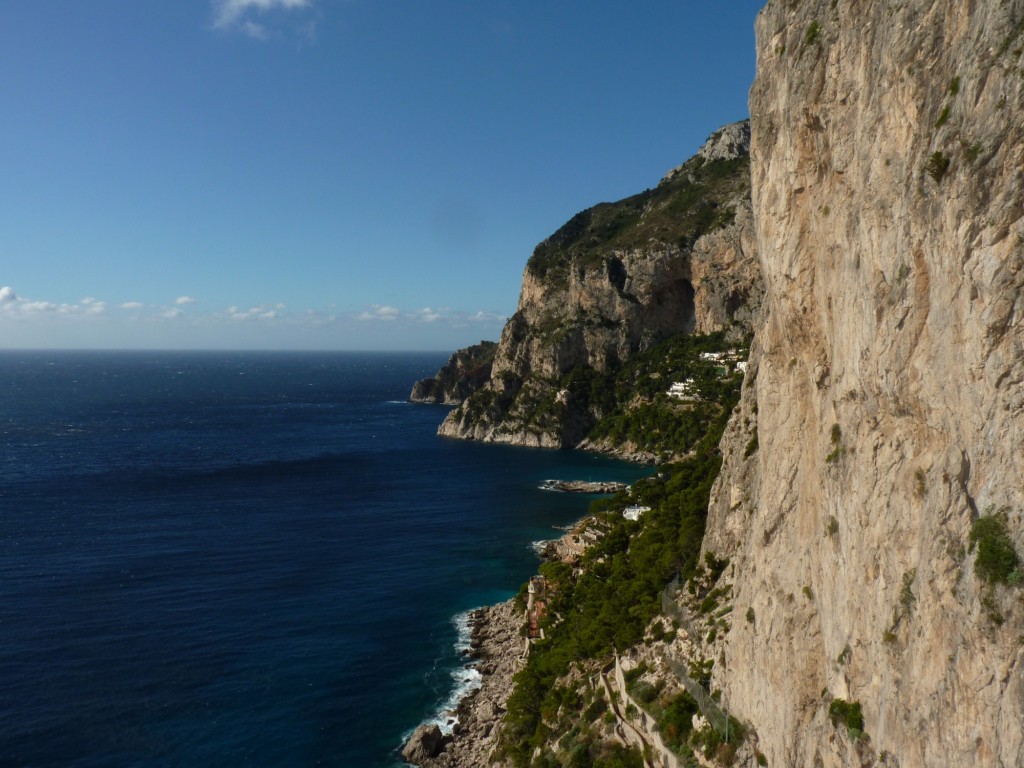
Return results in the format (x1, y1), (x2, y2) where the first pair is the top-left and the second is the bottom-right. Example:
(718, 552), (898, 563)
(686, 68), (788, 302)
(211, 0), (314, 39)
(0, 286), (104, 317)
(357, 304), (400, 321)
(229, 304), (283, 321)
(175, 296), (198, 305)
(21, 300), (59, 313)
(470, 310), (505, 323)
(411, 307), (445, 323)
(0, 284), (510, 349)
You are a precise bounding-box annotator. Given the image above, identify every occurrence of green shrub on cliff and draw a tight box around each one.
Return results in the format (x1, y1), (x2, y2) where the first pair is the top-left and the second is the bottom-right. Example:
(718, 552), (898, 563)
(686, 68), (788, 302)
(828, 698), (864, 735)
(970, 510), (1021, 585)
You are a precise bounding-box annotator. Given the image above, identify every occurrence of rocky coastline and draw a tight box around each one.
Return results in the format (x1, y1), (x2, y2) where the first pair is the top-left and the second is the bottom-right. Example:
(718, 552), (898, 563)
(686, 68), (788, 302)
(401, 599), (524, 767)
(540, 479), (627, 494)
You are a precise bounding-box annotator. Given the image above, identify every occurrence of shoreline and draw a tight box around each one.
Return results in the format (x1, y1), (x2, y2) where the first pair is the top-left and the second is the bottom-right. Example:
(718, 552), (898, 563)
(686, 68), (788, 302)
(401, 599), (524, 767)
(399, 466), (637, 766)
(402, 513), (600, 766)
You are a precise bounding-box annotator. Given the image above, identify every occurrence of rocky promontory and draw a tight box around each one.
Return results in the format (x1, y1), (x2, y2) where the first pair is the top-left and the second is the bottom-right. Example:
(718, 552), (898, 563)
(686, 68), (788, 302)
(410, 341), (497, 405)
(540, 479), (627, 494)
(437, 121), (762, 449)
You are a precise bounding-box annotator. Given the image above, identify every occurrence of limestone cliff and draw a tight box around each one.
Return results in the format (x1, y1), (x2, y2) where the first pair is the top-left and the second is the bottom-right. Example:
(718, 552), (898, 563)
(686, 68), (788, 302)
(703, 1), (1024, 766)
(439, 122), (763, 449)
(409, 341), (497, 405)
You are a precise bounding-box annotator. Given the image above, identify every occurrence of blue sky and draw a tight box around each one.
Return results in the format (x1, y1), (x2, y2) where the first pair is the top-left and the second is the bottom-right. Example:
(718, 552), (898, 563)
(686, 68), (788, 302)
(1, 0), (764, 350)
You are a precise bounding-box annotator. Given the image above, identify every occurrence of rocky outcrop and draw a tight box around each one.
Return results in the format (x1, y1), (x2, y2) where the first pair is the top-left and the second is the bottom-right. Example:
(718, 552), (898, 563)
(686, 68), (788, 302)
(404, 600), (523, 768)
(704, 1), (1024, 766)
(401, 725), (449, 765)
(439, 123), (763, 448)
(662, 119), (752, 182)
(410, 341), (497, 404)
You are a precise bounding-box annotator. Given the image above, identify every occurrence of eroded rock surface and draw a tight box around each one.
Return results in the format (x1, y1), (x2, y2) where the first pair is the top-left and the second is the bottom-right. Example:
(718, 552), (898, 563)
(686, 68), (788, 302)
(705, 2), (1024, 766)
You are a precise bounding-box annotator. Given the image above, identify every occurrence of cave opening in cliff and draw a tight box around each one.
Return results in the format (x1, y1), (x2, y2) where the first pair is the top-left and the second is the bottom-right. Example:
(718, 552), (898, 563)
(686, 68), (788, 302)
(606, 256), (628, 292)
(658, 278), (696, 334)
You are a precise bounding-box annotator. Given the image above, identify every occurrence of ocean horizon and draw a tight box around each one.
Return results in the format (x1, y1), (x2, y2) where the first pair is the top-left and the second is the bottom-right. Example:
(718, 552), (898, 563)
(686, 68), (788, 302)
(0, 350), (647, 767)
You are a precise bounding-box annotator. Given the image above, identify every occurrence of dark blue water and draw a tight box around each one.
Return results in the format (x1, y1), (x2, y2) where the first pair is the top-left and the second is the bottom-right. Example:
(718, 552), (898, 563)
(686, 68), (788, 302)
(0, 351), (645, 768)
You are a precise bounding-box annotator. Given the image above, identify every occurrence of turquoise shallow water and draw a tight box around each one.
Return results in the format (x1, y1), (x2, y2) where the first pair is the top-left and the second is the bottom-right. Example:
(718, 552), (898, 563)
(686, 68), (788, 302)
(0, 350), (647, 767)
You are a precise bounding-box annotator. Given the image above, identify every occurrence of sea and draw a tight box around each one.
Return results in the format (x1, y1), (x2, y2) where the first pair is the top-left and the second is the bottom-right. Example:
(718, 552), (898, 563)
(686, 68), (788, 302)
(0, 351), (647, 768)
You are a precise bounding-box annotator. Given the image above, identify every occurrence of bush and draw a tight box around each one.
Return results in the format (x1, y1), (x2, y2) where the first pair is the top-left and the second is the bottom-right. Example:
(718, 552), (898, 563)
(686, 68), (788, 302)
(825, 424), (843, 463)
(584, 696), (608, 722)
(926, 151), (950, 182)
(623, 662), (649, 685)
(658, 692), (699, 751)
(633, 681), (659, 705)
(970, 512), (1020, 585)
(593, 743), (644, 768)
(828, 698), (864, 733)
(804, 20), (821, 46)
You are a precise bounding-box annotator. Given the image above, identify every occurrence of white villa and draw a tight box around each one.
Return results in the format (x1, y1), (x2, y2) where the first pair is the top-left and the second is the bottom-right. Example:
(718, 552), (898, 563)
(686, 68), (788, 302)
(622, 505), (652, 521)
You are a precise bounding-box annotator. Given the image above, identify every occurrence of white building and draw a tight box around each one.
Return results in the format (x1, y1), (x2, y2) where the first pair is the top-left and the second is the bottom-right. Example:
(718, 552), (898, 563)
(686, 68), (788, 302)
(623, 505), (652, 521)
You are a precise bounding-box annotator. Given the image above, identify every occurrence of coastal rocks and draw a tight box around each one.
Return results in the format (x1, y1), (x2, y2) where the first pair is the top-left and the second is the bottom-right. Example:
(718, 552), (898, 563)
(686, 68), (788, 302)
(703, 1), (1024, 766)
(404, 600), (523, 768)
(409, 341), (497, 405)
(540, 479), (627, 494)
(401, 725), (449, 764)
(538, 516), (603, 566)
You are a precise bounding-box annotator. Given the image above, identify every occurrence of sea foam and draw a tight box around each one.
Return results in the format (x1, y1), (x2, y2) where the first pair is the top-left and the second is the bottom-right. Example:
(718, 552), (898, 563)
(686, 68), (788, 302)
(423, 609), (483, 735)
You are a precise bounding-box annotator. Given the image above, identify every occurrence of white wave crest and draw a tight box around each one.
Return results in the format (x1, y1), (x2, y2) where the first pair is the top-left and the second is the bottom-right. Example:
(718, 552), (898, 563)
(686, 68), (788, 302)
(419, 609), (485, 736)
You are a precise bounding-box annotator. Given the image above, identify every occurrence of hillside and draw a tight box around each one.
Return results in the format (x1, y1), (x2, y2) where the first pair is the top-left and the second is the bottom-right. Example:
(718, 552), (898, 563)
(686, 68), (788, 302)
(437, 121), (763, 455)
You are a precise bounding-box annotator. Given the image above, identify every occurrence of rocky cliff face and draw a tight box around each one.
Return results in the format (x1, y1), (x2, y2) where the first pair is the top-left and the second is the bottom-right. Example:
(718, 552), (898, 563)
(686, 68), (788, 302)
(410, 341), (497, 405)
(704, 1), (1024, 766)
(439, 123), (763, 449)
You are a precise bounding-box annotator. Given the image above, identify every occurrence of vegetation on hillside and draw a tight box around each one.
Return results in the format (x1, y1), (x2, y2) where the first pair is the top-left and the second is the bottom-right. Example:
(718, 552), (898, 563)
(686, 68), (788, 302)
(496, 334), (744, 767)
(526, 155), (751, 284)
(583, 331), (747, 458)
